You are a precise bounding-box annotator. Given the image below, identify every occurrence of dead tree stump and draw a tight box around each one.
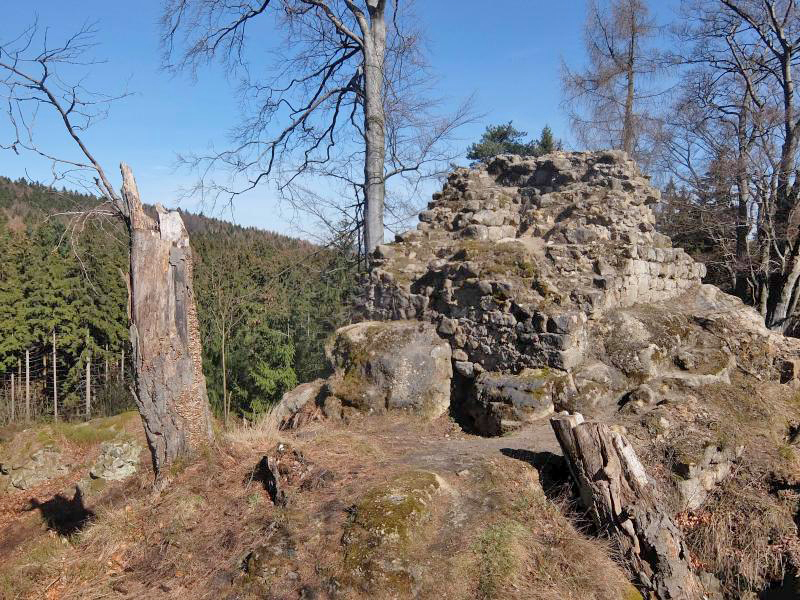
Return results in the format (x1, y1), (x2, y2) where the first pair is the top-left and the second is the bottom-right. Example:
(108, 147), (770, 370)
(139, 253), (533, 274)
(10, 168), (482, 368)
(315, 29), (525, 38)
(122, 164), (213, 476)
(550, 413), (705, 600)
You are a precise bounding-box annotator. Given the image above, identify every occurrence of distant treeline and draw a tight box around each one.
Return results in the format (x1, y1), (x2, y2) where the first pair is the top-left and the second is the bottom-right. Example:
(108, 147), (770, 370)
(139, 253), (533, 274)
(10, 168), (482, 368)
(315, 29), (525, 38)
(0, 176), (356, 422)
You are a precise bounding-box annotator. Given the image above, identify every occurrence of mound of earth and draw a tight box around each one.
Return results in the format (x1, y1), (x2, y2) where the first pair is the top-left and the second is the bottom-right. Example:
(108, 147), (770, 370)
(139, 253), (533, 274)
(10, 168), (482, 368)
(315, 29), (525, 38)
(0, 413), (641, 600)
(3, 151), (800, 600)
(344, 151), (800, 597)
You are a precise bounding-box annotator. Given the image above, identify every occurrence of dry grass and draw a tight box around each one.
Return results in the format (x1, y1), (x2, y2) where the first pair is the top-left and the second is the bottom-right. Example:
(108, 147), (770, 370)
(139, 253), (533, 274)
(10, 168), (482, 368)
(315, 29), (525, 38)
(464, 463), (638, 600)
(474, 519), (528, 599)
(1, 412), (643, 600)
(682, 468), (797, 596)
(222, 406), (283, 450)
(628, 373), (800, 596)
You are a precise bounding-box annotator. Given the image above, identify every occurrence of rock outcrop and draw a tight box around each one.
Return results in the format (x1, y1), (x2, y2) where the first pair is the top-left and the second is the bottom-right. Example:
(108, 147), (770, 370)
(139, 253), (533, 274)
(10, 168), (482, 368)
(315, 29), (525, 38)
(355, 151), (799, 433)
(89, 441), (143, 481)
(0, 446), (71, 491)
(275, 320), (453, 423)
(360, 151), (706, 376)
(325, 321), (453, 418)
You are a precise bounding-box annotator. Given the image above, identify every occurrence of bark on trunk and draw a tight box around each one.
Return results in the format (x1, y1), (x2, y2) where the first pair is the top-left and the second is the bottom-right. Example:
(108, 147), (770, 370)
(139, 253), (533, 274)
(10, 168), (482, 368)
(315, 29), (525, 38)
(735, 103), (750, 299)
(776, 48), (796, 226)
(551, 413), (704, 600)
(121, 163), (213, 476)
(769, 245), (800, 331)
(221, 326), (228, 427)
(622, 12), (636, 156)
(362, 2), (387, 255)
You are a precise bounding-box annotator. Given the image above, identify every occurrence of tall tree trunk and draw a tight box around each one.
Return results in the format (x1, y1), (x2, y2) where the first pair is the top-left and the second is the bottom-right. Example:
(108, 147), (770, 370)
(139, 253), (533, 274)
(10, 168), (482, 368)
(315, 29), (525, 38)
(121, 164), (213, 476)
(776, 49), (797, 225)
(622, 12), (636, 155)
(221, 326), (228, 427)
(734, 101), (750, 298)
(362, 2), (387, 255)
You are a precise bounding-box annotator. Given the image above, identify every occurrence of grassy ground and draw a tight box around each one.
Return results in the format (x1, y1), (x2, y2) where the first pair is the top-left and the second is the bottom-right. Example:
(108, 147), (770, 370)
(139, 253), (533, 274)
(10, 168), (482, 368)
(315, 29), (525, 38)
(0, 411), (636, 600)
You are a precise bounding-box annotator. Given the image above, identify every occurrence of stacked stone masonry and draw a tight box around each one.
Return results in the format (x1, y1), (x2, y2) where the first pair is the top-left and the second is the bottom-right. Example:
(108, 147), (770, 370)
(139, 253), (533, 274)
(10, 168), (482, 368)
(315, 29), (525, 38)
(358, 151), (707, 375)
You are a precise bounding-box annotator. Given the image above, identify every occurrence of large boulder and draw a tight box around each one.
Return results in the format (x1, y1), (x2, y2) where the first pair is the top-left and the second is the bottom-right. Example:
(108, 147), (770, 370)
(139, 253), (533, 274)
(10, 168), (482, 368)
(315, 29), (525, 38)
(1, 446), (71, 491)
(89, 440), (143, 481)
(326, 321), (452, 418)
(465, 368), (573, 435)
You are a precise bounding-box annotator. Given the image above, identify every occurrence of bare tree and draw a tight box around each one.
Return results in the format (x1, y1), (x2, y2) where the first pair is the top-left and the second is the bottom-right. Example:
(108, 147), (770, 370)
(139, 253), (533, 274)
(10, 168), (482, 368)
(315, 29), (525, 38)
(657, 38), (765, 299)
(195, 239), (261, 426)
(0, 23), (213, 477)
(160, 0), (473, 257)
(562, 0), (665, 166)
(664, 0), (800, 331)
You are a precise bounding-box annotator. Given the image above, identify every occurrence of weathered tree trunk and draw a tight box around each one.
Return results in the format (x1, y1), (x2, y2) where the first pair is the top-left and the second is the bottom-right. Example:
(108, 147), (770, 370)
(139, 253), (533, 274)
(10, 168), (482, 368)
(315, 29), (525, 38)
(622, 24), (636, 155)
(551, 413), (705, 600)
(120, 163), (213, 476)
(734, 100), (750, 299)
(362, 0), (387, 255)
(221, 326), (228, 427)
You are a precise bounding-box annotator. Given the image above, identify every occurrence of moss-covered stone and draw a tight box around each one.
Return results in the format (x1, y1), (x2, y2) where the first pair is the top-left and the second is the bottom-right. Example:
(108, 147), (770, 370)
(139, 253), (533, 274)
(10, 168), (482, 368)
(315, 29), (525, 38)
(341, 470), (441, 595)
(325, 321), (452, 418)
(466, 368), (566, 435)
(455, 240), (537, 279)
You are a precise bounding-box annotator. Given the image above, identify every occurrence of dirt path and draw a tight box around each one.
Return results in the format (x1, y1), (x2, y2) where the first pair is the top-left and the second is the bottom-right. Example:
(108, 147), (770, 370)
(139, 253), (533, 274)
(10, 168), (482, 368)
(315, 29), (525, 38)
(325, 416), (564, 479)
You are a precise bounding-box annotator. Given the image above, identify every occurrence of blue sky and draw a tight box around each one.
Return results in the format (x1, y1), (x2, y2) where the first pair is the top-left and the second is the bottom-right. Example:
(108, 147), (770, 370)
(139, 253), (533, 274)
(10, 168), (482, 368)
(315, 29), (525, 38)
(0, 1), (678, 236)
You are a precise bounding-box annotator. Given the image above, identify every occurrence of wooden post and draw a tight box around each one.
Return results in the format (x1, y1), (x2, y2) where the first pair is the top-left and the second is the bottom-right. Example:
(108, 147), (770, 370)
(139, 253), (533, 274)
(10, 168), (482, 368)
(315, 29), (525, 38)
(25, 349), (30, 422)
(10, 373), (15, 422)
(85, 350), (91, 419)
(105, 344), (109, 384)
(17, 359), (21, 411)
(53, 330), (58, 421)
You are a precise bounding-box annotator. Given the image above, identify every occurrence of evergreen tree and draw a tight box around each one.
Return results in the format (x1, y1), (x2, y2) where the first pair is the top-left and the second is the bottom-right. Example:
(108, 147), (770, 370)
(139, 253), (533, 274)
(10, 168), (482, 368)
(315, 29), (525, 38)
(0, 176), (357, 421)
(466, 122), (561, 163)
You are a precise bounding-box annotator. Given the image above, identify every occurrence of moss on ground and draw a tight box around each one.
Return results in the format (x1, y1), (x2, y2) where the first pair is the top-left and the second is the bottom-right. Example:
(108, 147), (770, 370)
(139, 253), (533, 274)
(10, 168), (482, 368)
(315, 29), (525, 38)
(342, 470), (441, 594)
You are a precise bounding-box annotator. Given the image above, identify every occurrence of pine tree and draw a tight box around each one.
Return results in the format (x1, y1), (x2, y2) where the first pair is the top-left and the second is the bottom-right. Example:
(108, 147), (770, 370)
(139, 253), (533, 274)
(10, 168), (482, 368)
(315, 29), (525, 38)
(467, 122), (562, 163)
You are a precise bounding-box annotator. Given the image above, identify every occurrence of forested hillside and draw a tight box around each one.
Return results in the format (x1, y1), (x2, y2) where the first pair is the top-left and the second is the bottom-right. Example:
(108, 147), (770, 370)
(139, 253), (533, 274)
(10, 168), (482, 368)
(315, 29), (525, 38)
(0, 176), (355, 423)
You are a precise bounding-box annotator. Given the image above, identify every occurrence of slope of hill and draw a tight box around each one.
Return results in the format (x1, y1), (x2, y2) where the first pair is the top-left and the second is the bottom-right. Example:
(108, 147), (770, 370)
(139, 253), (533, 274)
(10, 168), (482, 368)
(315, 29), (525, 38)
(0, 176), (355, 421)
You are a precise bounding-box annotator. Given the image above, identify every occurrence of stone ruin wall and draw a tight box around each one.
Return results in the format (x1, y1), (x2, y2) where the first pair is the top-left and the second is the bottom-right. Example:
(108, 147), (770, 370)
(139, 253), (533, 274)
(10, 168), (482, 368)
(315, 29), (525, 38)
(358, 151), (707, 377)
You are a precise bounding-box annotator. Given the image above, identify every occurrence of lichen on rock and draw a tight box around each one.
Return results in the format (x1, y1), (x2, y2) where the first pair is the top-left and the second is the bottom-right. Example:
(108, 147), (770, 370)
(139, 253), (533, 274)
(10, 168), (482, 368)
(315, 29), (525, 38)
(341, 470), (443, 594)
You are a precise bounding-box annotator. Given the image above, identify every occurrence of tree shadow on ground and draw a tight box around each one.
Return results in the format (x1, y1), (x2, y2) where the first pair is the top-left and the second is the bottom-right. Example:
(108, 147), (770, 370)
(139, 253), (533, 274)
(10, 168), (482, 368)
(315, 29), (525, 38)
(28, 486), (95, 536)
(500, 448), (571, 501)
(760, 569), (800, 599)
